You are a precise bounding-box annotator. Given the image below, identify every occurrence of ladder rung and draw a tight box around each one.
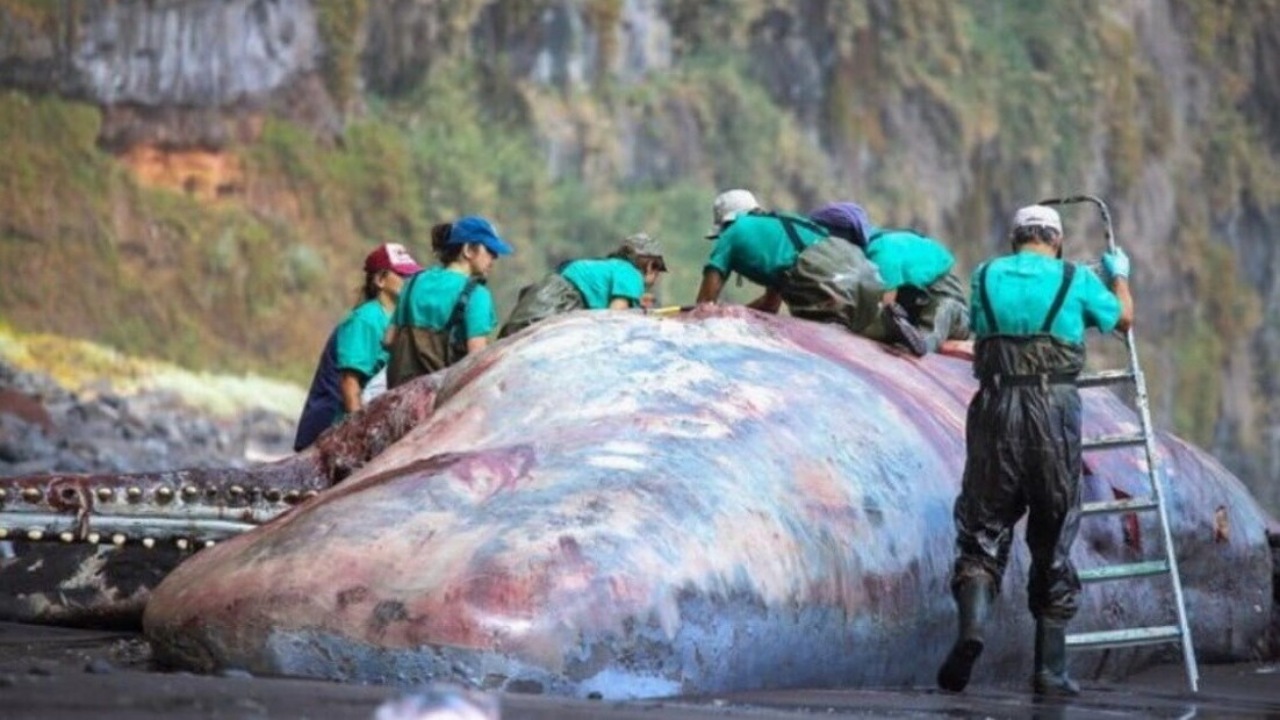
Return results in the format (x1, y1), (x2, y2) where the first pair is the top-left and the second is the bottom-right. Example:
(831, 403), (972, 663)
(1081, 497), (1160, 516)
(1079, 560), (1169, 583)
(1083, 432), (1147, 451)
(1067, 625), (1182, 651)
(1077, 370), (1136, 388)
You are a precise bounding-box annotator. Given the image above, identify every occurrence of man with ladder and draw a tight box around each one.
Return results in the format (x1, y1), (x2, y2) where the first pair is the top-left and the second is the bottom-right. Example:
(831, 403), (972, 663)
(937, 204), (1133, 695)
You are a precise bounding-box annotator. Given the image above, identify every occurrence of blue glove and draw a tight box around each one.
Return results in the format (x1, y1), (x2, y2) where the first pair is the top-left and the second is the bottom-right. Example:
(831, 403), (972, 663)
(1102, 247), (1130, 280)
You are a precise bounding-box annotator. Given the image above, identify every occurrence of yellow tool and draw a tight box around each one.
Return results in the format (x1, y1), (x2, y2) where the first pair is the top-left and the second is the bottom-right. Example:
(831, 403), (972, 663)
(645, 305), (693, 317)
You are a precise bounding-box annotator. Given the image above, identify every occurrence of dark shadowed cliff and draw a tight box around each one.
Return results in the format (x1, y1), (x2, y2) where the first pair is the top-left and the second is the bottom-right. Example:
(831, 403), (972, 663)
(1, 0), (1278, 513)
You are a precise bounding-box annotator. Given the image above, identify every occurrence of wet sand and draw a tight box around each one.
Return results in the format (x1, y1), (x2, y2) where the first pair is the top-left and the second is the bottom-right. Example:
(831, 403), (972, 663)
(1, 621), (1276, 719)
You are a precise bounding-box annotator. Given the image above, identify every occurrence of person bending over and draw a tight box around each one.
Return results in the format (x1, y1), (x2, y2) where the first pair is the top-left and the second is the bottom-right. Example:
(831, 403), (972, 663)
(498, 233), (667, 338)
(694, 189), (927, 355)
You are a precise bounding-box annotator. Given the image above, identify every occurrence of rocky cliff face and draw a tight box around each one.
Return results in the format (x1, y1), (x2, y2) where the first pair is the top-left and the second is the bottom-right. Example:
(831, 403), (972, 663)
(0, 0), (338, 148)
(2, 0), (1278, 512)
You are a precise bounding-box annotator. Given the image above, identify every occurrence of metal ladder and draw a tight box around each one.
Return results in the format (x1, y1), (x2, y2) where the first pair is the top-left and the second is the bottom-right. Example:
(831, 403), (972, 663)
(1039, 195), (1200, 694)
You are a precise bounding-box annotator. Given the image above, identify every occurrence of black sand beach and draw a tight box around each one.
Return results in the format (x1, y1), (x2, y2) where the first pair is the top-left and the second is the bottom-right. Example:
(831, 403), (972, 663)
(2, 621), (1276, 720)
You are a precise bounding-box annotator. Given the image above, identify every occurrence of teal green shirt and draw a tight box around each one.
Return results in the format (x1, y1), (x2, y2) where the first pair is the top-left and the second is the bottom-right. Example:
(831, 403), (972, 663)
(705, 212), (827, 287)
(560, 258), (645, 308)
(335, 299), (392, 380)
(865, 228), (955, 289)
(392, 267), (497, 339)
(971, 251), (1121, 344)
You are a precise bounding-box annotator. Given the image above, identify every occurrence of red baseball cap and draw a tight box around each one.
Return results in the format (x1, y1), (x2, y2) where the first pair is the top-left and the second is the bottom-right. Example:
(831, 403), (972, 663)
(364, 243), (423, 275)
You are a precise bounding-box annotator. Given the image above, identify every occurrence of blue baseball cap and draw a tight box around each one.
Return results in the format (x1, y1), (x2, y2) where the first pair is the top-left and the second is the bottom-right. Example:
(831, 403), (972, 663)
(810, 202), (872, 247)
(448, 216), (513, 257)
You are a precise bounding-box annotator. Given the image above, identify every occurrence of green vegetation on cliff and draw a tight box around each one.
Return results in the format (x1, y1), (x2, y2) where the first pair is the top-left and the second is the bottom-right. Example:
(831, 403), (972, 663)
(2, 2), (1279, 512)
(315, 0), (369, 111)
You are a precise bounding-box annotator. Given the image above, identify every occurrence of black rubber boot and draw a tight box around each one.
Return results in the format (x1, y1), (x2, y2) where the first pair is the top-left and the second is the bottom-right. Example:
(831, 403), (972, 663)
(1032, 621), (1080, 696)
(937, 578), (992, 692)
(881, 303), (928, 357)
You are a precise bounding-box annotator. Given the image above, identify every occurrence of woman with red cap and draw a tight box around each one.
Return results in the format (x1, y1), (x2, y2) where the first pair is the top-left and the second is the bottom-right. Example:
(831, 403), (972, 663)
(293, 242), (423, 451)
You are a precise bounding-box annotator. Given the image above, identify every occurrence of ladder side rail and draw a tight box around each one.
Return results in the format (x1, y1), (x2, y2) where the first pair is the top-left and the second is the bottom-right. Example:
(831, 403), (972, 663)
(1040, 194), (1199, 694)
(1125, 326), (1200, 693)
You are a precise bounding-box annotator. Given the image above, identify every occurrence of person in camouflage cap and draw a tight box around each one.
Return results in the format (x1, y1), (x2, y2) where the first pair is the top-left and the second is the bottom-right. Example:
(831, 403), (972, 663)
(498, 233), (668, 338)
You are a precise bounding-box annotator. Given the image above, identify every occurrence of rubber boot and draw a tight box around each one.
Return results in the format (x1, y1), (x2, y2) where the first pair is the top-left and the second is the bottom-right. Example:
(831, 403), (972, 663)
(1031, 621), (1080, 696)
(881, 303), (929, 357)
(936, 578), (992, 692)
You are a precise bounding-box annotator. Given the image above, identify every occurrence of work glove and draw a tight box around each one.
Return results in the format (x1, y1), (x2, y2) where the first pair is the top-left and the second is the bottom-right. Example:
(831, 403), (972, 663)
(1101, 247), (1130, 281)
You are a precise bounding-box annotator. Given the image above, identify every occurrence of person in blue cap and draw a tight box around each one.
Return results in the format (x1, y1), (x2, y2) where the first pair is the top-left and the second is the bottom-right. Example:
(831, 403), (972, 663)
(497, 232), (668, 338)
(293, 242), (423, 451)
(937, 204), (1133, 697)
(384, 216), (513, 387)
(810, 202), (970, 354)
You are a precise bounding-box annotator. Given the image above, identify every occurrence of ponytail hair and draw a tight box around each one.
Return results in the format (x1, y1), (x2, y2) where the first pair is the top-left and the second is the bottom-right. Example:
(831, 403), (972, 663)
(431, 222), (462, 264)
(354, 270), (381, 307)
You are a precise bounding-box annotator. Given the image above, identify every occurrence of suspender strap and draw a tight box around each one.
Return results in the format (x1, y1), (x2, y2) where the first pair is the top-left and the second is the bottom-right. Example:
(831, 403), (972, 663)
(771, 213), (828, 253)
(445, 279), (480, 340)
(395, 273), (475, 334)
(1039, 263), (1076, 334)
(780, 219), (805, 253)
(977, 261), (1076, 335)
(976, 263), (998, 334)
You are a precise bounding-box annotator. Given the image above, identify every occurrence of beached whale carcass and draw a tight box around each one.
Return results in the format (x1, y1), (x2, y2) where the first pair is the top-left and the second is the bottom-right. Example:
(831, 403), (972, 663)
(141, 306), (1279, 698)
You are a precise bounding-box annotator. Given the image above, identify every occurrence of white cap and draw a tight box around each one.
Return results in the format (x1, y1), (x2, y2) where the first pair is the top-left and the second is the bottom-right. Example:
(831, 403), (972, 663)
(707, 189), (761, 238)
(1011, 204), (1063, 234)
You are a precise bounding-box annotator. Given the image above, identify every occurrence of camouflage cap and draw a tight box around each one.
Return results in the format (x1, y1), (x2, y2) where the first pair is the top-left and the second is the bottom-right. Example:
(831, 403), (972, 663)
(618, 233), (667, 271)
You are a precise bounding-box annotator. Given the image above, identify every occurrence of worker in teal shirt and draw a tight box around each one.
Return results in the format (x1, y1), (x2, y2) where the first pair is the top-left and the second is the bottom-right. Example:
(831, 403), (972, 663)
(498, 233), (667, 338)
(385, 216), (512, 388)
(937, 204), (1133, 697)
(293, 242), (422, 451)
(694, 189), (926, 354)
(810, 202), (970, 354)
